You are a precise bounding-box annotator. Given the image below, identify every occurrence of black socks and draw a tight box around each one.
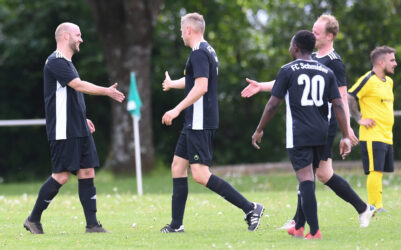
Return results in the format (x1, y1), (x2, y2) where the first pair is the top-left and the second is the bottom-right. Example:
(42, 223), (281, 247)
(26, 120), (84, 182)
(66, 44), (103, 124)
(325, 174), (367, 214)
(29, 177), (62, 222)
(170, 177), (188, 229)
(299, 180), (319, 235)
(206, 174), (254, 214)
(294, 190), (306, 229)
(78, 178), (98, 226)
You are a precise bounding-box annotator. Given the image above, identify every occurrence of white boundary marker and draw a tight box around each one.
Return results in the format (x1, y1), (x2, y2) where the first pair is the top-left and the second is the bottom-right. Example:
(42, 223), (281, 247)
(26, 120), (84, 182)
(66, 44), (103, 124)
(0, 119), (46, 127)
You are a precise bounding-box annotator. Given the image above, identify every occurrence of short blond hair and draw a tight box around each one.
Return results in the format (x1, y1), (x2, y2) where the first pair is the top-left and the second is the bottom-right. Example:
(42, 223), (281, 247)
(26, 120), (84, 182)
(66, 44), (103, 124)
(317, 14), (339, 38)
(370, 46), (395, 65)
(181, 12), (205, 33)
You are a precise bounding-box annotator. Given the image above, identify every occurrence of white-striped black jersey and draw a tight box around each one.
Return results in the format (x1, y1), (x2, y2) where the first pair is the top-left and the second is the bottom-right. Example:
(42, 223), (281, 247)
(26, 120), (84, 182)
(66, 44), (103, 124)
(271, 59), (341, 148)
(312, 50), (346, 136)
(184, 40), (219, 130)
(43, 51), (90, 140)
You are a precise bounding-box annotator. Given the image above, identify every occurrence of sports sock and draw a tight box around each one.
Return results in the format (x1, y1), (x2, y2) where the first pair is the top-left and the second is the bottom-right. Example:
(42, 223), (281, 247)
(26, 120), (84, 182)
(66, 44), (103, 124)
(29, 176), (62, 222)
(78, 178), (98, 226)
(170, 177), (188, 229)
(325, 174), (367, 214)
(294, 190), (306, 229)
(367, 171), (383, 208)
(299, 180), (319, 235)
(206, 174), (254, 213)
(292, 190), (299, 222)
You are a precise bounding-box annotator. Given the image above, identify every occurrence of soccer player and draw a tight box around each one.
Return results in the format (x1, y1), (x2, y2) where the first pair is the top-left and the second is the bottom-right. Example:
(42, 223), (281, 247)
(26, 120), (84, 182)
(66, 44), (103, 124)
(252, 30), (351, 239)
(242, 15), (375, 232)
(23, 22), (125, 234)
(160, 13), (264, 233)
(348, 46), (397, 213)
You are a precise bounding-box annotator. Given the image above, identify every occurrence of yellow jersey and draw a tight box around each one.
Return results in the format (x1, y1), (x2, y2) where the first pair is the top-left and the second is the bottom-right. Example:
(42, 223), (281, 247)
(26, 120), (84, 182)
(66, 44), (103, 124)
(348, 71), (394, 144)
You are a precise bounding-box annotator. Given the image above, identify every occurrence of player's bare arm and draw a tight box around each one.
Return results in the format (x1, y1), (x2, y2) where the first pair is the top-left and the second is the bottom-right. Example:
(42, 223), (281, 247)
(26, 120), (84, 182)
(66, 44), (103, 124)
(162, 77), (208, 126)
(332, 98), (351, 159)
(68, 78), (125, 103)
(347, 93), (376, 129)
(162, 71), (185, 91)
(252, 96), (281, 149)
(241, 79), (275, 98)
(338, 86), (358, 146)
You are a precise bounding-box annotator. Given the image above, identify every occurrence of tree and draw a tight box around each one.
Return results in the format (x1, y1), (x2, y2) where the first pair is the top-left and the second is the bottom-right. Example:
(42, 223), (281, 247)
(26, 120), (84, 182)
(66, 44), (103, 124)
(1, 0), (400, 180)
(87, 0), (164, 173)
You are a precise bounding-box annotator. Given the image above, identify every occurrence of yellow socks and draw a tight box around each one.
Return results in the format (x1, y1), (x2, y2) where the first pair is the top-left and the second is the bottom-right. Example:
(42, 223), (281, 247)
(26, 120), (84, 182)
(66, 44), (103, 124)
(366, 171), (383, 208)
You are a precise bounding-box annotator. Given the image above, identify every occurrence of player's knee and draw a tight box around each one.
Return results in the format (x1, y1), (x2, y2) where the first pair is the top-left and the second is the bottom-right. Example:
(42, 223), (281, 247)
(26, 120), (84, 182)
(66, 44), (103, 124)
(191, 167), (211, 186)
(77, 168), (95, 179)
(192, 173), (207, 185)
(171, 163), (186, 177)
(316, 168), (333, 183)
(52, 173), (69, 185)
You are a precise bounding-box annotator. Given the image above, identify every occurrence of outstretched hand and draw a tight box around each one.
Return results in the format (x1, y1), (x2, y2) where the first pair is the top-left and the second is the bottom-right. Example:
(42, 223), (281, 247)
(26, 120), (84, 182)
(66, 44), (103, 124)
(162, 71), (172, 91)
(241, 78), (262, 98)
(108, 83), (125, 103)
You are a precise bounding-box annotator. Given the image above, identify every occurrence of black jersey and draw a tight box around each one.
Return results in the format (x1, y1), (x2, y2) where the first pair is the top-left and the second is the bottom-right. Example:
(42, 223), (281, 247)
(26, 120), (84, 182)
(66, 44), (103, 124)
(312, 50), (346, 136)
(43, 51), (90, 141)
(271, 59), (341, 148)
(184, 41), (219, 130)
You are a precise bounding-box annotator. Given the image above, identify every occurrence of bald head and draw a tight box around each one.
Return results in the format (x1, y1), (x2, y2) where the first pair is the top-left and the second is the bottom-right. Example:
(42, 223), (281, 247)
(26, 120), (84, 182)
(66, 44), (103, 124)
(54, 22), (83, 56)
(55, 22), (79, 41)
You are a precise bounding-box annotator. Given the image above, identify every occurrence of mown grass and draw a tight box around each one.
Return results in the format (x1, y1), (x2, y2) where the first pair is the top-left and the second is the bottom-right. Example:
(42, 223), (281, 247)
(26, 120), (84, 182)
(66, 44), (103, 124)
(0, 169), (400, 249)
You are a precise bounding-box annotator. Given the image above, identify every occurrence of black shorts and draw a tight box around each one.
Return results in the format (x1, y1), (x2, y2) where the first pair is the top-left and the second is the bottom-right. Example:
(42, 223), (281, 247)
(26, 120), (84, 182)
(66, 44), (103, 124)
(49, 135), (99, 174)
(174, 128), (215, 166)
(321, 135), (335, 161)
(287, 145), (325, 171)
(360, 141), (394, 175)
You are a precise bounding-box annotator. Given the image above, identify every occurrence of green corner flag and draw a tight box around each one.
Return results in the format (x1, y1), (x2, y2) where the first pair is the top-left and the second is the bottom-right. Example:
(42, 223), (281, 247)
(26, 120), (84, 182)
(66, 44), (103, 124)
(127, 72), (142, 118)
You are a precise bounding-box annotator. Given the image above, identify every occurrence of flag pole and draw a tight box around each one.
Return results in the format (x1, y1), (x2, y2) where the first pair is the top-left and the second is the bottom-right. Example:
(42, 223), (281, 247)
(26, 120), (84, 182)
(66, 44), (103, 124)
(127, 72), (143, 196)
(132, 115), (143, 195)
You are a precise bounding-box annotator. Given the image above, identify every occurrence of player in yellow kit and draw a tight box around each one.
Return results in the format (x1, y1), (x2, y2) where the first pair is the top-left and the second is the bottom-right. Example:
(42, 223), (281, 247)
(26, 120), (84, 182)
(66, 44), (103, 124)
(348, 46), (397, 212)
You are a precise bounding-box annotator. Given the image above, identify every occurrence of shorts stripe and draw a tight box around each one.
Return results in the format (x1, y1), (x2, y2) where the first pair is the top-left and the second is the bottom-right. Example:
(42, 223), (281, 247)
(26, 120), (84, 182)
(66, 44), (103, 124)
(360, 140), (394, 175)
(367, 141), (374, 172)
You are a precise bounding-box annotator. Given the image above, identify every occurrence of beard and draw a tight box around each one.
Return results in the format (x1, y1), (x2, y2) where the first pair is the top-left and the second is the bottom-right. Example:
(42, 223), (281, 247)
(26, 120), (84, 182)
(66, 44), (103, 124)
(384, 67), (394, 76)
(68, 40), (79, 53)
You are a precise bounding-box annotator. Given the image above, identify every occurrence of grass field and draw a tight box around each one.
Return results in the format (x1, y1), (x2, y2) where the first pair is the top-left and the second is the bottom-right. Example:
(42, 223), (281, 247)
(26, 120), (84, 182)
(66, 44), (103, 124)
(0, 169), (400, 249)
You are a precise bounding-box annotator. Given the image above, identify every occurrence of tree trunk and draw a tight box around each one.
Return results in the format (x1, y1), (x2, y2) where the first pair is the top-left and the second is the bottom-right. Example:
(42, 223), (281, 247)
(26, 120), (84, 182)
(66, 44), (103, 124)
(87, 0), (163, 173)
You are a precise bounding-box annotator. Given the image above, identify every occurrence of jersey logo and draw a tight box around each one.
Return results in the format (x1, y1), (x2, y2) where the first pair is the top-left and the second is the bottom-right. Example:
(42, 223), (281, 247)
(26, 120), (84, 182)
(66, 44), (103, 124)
(381, 99), (392, 103)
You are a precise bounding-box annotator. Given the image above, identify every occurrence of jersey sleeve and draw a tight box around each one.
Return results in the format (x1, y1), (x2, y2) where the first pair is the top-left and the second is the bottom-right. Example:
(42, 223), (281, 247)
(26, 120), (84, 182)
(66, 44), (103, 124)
(328, 59), (346, 87)
(46, 58), (79, 87)
(190, 50), (210, 79)
(271, 67), (289, 98)
(327, 72), (341, 101)
(348, 72), (372, 100)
